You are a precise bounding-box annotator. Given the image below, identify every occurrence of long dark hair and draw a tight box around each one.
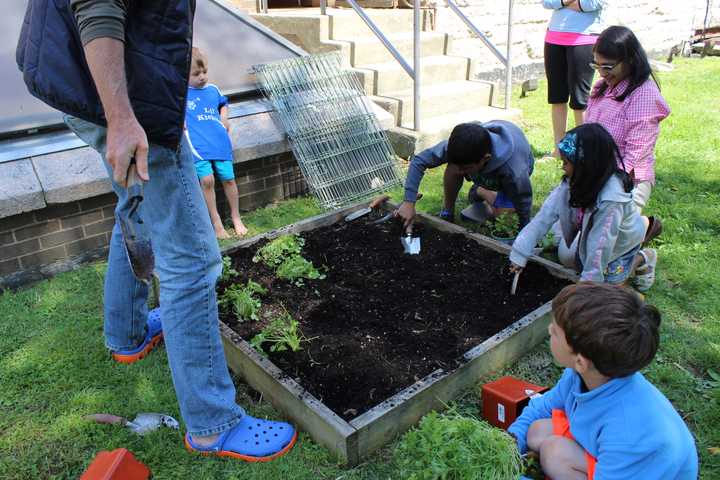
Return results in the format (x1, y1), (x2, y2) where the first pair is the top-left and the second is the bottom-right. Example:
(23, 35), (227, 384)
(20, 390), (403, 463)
(563, 123), (633, 209)
(592, 26), (659, 102)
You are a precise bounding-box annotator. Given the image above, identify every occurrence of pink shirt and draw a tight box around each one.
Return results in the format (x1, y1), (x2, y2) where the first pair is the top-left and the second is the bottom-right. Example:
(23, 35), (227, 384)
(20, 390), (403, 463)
(545, 30), (598, 46)
(585, 78), (670, 184)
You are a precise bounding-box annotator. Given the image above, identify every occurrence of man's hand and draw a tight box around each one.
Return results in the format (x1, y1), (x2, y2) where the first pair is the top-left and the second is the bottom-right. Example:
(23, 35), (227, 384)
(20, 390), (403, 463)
(509, 262), (524, 274)
(396, 201), (416, 229)
(106, 116), (149, 187)
(83, 37), (149, 187)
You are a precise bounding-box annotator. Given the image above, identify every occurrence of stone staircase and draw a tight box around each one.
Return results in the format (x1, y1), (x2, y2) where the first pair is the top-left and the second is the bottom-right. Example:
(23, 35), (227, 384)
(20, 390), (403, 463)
(251, 7), (520, 155)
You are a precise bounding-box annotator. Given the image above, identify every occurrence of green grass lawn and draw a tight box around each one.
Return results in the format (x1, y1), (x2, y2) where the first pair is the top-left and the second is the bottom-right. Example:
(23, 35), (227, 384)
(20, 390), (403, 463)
(2, 57), (719, 479)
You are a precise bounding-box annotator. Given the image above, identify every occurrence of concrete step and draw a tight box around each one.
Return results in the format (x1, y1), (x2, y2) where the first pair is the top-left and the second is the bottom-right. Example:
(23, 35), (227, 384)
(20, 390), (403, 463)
(386, 106), (522, 157)
(377, 80), (494, 127)
(328, 8), (423, 38)
(356, 55), (470, 94)
(338, 31), (448, 65)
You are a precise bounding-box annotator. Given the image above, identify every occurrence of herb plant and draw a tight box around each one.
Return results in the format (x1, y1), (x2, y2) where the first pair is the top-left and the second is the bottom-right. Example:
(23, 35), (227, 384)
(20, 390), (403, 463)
(393, 410), (522, 480)
(491, 212), (520, 239)
(220, 256), (239, 282)
(218, 280), (267, 322)
(253, 234), (304, 267)
(250, 309), (306, 354)
(276, 255), (326, 286)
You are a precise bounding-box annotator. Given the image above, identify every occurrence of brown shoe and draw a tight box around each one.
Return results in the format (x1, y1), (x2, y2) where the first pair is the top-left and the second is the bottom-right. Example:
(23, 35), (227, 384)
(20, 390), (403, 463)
(643, 216), (662, 245)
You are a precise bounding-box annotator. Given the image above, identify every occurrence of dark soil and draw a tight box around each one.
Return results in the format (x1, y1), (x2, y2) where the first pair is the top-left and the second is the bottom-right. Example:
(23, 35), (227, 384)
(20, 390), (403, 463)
(220, 215), (570, 420)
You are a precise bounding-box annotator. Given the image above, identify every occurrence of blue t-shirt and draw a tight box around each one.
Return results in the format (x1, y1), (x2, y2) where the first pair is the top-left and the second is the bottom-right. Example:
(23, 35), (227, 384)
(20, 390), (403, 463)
(185, 84), (233, 162)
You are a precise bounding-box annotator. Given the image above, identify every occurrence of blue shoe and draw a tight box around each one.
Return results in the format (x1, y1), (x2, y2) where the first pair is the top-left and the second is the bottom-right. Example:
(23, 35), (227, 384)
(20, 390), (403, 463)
(185, 414), (298, 462)
(112, 308), (163, 364)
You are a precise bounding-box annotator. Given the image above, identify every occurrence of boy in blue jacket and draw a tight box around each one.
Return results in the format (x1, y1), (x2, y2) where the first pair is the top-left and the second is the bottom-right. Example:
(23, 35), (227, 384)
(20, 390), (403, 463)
(508, 283), (698, 480)
(396, 121), (534, 229)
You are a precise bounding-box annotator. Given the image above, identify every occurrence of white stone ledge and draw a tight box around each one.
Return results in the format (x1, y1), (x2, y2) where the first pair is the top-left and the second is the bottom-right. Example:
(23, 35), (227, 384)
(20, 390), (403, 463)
(0, 101), (396, 219)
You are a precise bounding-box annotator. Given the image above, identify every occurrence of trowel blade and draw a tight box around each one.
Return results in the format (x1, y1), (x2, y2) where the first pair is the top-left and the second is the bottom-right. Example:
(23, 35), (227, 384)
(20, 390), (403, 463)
(345, 207), (372, 222)
(126, 413), (180, 435)
(118, 192), (154, 284)
(401, 235), (421, 255)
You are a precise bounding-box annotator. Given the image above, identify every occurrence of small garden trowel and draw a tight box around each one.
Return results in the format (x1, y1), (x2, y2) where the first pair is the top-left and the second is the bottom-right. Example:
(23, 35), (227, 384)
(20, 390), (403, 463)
(400, 226), (421, 255)
(117, 162), (154, 284)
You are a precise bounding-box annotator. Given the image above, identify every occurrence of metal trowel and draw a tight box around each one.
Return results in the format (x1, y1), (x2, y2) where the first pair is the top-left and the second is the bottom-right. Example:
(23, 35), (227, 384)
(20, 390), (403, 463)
(401, 225), (421, 255)
(117, 162), (154, 284)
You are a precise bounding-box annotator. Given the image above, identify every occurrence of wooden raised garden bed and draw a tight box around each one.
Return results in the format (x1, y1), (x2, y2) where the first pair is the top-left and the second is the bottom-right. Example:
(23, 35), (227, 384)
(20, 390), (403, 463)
(218, 204), (577, 465)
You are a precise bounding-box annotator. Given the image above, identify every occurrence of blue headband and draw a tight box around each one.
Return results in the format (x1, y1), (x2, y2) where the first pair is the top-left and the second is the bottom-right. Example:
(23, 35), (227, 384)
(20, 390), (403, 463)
(558, 132), (582, 164)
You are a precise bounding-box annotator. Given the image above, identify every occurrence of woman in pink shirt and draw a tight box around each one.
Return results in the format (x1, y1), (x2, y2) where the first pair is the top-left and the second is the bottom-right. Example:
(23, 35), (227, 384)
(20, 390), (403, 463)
(585, 25), (670, 242)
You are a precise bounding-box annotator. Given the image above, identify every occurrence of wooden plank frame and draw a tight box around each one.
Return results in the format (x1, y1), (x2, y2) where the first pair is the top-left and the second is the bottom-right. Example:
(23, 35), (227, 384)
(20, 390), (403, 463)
(218, 202), (578, 465)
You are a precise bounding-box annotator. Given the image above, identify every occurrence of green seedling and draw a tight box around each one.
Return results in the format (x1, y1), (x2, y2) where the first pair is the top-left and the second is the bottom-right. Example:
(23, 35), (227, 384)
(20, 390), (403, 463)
(394, 409), (522, 480)
(276, 255), (326, 286)
(253, 234), (304, 267)
(220, 256), (239, 282)
(250, 309), (306, 354)
(491, 212), (520, 239)
(218, 280), (267, 322)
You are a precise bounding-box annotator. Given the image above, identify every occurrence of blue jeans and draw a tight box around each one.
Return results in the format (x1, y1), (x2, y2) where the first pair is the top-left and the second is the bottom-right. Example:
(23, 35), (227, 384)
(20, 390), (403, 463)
(65, 117), (245, 437)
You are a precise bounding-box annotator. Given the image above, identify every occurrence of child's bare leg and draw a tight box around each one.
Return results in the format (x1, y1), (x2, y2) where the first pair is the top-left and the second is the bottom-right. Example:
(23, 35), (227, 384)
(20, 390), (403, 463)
(527, 419), (554, 452)
(221, 179), (247, 236)
(474, 187), (516, 218)
(551, 103), (569, 157)
(200, 174), (229, 239)
(539, 435), (588, 480)
(572, 108), (584, 129)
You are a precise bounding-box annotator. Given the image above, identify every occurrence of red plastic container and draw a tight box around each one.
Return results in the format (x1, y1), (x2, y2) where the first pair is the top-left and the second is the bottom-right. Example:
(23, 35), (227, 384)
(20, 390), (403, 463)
(80, 448), (151, 480)
(481, 376), (548, 430)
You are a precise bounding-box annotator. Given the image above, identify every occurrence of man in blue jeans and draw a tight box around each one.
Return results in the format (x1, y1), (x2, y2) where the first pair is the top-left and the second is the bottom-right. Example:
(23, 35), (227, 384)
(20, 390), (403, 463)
(17, 0), (296, 461)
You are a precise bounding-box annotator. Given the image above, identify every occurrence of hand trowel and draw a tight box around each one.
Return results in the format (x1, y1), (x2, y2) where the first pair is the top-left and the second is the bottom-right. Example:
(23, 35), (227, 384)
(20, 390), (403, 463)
(117, 161), (154, 284)
(400, 225), (421, 255)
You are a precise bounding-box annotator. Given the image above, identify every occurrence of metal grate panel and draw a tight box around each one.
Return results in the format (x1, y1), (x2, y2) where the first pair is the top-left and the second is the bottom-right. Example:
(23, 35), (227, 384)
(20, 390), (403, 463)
(254, 53), (401, 210)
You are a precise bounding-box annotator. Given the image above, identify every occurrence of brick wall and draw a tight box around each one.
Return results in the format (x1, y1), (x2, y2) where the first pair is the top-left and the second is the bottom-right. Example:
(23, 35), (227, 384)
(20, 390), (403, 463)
(1, 152), (307, 289)
(0, 194), (117, 287)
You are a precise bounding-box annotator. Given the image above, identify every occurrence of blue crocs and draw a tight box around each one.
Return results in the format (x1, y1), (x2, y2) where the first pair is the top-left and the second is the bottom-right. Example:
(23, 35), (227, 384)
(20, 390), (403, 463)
(112, 308), (163, 364)
(185, 414), (298, 462)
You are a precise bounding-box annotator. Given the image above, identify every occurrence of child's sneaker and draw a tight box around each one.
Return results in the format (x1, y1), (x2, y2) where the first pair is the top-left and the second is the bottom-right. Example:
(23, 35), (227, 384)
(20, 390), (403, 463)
(112, 308), (163, 364)
(633, 248), (657, 292)
(185, 414), (297, 462)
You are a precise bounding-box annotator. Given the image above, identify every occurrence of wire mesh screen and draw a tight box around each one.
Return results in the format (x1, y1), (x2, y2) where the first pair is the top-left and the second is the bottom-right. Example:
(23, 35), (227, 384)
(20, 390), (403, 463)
(254, 53), (402, 210)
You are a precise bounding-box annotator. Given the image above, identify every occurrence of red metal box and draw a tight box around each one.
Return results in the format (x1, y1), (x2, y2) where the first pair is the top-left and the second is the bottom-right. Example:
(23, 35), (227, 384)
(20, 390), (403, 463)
(482, 376), (548, 430)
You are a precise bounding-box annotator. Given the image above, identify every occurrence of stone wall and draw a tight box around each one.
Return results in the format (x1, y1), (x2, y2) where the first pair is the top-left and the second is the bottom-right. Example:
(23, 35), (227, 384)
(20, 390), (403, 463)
(438, 0), (720, 78)
(0, 153), (307, 289)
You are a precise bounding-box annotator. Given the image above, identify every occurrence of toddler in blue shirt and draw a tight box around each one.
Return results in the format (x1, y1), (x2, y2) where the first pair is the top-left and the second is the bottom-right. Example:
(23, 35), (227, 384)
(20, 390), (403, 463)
(509, 283), (697, 479)
(185, 47), (247, 239)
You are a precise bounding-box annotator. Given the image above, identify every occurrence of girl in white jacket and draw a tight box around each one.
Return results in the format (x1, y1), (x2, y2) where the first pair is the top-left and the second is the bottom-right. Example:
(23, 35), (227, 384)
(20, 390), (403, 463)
(509, 123), (656, 290)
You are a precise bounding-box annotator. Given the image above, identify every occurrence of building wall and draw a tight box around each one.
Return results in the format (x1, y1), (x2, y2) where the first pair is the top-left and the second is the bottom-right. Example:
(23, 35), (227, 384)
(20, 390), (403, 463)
(438, 0), (720, 74)
(0, 152), (307, 289)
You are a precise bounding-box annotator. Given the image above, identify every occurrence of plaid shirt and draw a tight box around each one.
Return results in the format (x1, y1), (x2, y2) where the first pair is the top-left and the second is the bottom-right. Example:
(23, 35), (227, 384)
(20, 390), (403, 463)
(585, 78), (670, 184)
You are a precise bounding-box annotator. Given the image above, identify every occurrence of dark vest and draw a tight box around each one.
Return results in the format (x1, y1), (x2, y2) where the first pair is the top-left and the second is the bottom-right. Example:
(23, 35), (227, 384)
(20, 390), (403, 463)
(16, 0), (195, 149)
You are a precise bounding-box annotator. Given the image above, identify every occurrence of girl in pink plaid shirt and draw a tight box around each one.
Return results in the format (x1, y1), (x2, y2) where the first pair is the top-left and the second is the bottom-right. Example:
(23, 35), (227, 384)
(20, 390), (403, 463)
(585, 26), (670, 245)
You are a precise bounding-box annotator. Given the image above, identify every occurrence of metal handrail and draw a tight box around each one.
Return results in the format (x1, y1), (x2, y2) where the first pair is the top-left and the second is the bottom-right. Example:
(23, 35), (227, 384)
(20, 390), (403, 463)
(446, 0), (506, 65)
(344, 0), (421, 130)
(446, 0), (514, 109)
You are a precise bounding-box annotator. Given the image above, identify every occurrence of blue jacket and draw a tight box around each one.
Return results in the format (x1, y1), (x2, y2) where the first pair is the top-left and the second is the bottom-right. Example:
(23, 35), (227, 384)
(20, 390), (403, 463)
(403, 120), (534, 226)
(508, 368), (698, 480)
(16, 0), (195, 149)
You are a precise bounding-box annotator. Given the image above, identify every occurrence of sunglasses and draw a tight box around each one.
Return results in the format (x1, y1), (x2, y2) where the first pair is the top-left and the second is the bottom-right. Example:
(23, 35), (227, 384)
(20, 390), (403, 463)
(589, 61), (619, 72)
